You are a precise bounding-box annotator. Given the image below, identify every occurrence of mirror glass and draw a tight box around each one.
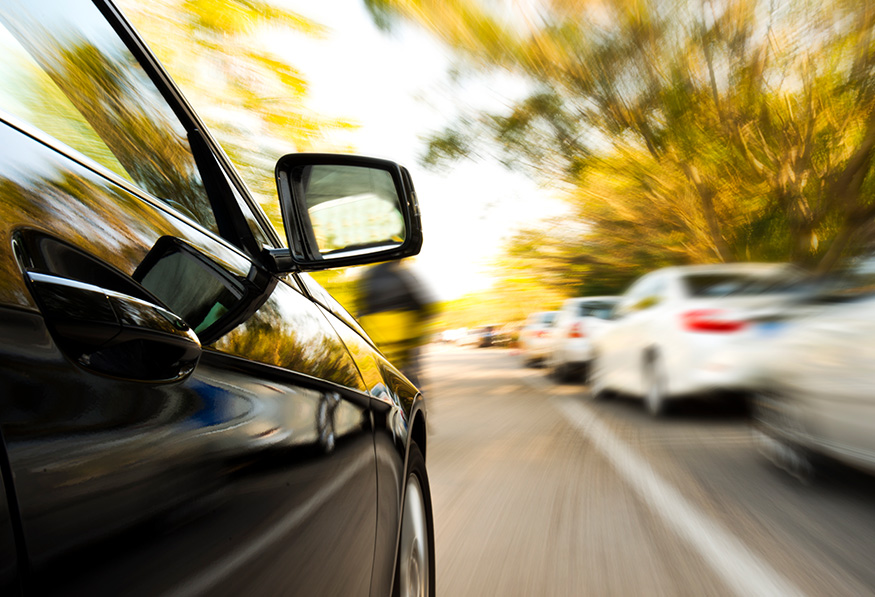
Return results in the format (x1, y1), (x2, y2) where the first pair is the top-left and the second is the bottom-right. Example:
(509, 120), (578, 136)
(294, 164), (406, 257)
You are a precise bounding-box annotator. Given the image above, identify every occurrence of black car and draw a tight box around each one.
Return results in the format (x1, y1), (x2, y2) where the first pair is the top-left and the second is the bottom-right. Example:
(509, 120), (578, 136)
(0, 1), (433, 595)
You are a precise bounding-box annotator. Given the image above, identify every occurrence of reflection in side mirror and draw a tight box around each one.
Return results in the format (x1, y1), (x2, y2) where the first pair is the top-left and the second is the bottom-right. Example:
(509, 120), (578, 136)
(304, 165), (405, 255)
(272, 153), (423, 272)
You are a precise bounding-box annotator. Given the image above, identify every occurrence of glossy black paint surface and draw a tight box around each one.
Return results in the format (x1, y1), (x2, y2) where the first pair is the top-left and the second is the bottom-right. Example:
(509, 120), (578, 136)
(0, 0), (426, 594)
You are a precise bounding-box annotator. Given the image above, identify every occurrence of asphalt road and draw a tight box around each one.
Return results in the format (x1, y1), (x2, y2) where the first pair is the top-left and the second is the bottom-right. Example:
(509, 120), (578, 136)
(421, 344), (875, 597)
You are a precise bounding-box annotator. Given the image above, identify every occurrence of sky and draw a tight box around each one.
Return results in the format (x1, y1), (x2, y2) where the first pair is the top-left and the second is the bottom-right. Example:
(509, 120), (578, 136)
(275, 0), (568, 300)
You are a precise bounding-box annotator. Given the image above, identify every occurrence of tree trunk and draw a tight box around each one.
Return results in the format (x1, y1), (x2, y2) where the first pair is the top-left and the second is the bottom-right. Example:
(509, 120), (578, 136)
(678, 162), (733, 262)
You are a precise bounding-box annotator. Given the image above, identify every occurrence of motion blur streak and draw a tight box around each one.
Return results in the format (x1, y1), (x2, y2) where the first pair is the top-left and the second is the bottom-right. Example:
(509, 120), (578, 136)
(163, 450), (373, 597)
(554, 397), (804, 597)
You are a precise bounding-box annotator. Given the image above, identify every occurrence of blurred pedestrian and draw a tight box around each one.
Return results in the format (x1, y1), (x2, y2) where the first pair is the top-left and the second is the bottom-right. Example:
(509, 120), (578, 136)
(358, 260), (436, 387)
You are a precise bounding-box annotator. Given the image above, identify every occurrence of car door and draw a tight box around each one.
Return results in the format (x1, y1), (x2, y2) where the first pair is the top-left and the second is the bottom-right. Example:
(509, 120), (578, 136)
(796, 297), (875, 467)
(296, 271), (428, 595)
(0, 471), (19, 594)
(0, 1), (378, 594)
(603, 275), (658, 393)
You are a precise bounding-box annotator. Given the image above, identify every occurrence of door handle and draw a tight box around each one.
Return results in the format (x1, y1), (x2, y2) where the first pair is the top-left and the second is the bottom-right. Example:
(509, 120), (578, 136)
(27, 272), (201, 382)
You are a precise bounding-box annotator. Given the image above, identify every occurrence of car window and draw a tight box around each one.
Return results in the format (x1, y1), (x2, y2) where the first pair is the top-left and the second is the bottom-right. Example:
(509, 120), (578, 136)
(0, 0), (219, 233)
(627, 275), (662, 311)
(803, 255), (875, 302)
(682, 271), (801, 297)
(626, 276), (653, 300)
(615, 278), (647, 318)
(133, 237), (247, 339)
(536, 312), (557, 325)
(577, 301), (618, 319)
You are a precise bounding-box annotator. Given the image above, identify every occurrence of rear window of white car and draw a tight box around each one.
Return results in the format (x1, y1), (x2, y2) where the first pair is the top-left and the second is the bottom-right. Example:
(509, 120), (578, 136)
(540, 312), (557, 324)
(575, 301), (617, 318)
(683, 272), (801, 297)
(529, 312), (556, 325)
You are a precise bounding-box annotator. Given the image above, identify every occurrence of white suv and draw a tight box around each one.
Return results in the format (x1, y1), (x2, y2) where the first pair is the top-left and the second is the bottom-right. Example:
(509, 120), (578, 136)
(545, 297), (618, 381)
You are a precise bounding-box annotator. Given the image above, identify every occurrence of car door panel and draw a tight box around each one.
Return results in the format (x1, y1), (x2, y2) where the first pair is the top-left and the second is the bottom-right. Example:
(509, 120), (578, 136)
(797, 303), (875, 468)
(0, 433), (21, 594)
(0, 119), (378, 594)
(314, 301), (425, 596)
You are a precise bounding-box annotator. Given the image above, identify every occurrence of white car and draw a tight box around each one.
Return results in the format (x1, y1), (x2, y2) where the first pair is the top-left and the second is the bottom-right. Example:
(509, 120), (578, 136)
(590, 263), (804, 415)
(750, 256), (875, 479)
(545, 297), (618, 381)
(518, 311), (558, 365)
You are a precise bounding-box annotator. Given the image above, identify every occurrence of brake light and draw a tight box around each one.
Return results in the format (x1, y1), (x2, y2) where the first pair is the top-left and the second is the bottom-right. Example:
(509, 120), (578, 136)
(568, 322), (585, 338)
(681, 309), (746, 333)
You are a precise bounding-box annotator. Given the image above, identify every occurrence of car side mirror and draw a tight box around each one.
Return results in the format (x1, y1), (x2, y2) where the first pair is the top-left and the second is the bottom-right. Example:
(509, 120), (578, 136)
(267, 153), (423, 272)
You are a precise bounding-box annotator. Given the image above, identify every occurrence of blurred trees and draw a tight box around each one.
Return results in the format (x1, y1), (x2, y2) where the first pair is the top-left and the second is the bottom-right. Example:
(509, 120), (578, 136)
(431, 265), (566, 331)
(118, 0), (356, 229)
(365, 0), (875, 295)
(119, 0), (364, 300)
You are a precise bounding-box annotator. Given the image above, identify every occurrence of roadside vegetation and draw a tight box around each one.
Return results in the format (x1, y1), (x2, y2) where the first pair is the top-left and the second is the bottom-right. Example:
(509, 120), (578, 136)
(365, 0), (875, 299)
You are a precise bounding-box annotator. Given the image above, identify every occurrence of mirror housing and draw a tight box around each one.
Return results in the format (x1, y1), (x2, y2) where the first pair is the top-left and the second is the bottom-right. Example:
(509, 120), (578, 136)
(270, 153), (423, 272)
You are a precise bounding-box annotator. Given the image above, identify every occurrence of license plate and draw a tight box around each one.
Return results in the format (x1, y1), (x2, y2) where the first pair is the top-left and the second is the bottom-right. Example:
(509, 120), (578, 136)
(757, 321), (785, 337)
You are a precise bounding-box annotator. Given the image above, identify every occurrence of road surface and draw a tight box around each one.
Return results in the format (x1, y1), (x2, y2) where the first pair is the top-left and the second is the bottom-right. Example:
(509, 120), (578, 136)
(422, 344), (875, 596)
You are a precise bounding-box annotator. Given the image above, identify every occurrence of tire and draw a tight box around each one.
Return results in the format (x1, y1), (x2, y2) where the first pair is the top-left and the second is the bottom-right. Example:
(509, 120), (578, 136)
(644, 353), (669, 417)
(751, 392), (817, 483)
(551, 362), (568, 382)
(394, 444), (435, 597)
(562, 365), (583, 383)
(551, 353), (578, 383)
(579, 362), (591, 385)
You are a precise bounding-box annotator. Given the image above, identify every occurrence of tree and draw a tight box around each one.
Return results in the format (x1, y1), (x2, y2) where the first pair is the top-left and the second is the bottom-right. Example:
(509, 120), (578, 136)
(119, 0), (358, 230)
(364, 0), (875, 291)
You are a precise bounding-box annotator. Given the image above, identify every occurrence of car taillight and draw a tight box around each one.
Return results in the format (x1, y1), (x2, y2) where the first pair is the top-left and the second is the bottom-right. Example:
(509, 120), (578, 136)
(568, 322), (585, 338)
(681, 309), (746, 333)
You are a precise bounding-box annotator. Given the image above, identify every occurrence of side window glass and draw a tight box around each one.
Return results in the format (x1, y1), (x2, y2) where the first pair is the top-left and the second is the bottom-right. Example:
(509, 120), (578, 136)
(0, 0), (218, 233)
(631, 277), (661, 311)
(0, 25), (129, 181)
(616, 277), (649, 317)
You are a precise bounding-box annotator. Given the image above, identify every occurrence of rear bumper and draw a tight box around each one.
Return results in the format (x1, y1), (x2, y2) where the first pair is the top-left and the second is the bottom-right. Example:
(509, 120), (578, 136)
(554, 338), (594, 366)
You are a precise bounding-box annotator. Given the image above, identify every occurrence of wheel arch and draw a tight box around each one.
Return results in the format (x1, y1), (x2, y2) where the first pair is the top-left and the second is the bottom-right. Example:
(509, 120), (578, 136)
(641, 345), (658, 394)
(409, 398), (427, 462)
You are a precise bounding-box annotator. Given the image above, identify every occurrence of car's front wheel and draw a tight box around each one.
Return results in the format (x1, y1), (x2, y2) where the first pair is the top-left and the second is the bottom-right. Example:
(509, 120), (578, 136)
(644, 352), (669, 417)
(589, 354), (611, 400)
(396, 444), (434, 597)
(751, 392), (817, 483)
